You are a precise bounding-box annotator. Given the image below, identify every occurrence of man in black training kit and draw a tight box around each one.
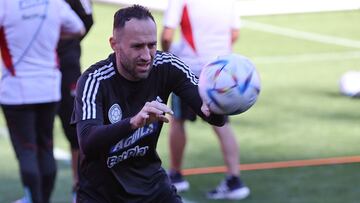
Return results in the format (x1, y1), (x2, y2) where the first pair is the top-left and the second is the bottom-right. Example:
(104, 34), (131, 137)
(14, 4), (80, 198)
(71, 4), (225, 203)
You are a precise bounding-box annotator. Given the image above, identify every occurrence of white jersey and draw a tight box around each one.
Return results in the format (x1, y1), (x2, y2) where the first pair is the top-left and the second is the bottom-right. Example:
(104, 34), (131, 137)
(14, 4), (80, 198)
(163, 0), (241, 76)
(0, 0), (84, 105)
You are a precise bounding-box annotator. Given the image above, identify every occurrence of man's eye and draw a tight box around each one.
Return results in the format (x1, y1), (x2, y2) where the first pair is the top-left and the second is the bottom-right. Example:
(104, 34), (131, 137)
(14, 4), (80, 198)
(148, 43), (156, 49)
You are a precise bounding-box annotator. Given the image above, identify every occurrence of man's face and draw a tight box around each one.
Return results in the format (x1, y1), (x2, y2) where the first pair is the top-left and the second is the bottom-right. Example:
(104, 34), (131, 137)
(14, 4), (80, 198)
(110, 18), (157, 81)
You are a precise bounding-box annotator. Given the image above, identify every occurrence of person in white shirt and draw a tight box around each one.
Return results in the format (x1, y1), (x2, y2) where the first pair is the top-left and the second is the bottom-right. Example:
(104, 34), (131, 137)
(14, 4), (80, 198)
(161, 0), (250, 200)
(0, 0), (85, 202)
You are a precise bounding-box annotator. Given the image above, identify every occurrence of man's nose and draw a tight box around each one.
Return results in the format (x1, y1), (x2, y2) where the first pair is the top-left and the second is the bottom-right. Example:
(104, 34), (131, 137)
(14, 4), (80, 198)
(140, 47), (151, 61)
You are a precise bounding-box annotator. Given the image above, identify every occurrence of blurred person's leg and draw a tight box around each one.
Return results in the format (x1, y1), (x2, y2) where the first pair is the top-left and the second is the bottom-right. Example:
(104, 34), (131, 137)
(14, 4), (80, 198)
(207, 122), (250, 200)
(212, 122), (240, 176)
(36, 102), (58, 203)
(169, 117), (186, 172)
(2, 105), (43, 203)
(168, 94), (190, 192)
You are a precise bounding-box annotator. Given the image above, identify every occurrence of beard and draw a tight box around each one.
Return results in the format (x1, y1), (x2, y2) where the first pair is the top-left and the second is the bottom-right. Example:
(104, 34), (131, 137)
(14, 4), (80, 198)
(119, 58), (152, 81)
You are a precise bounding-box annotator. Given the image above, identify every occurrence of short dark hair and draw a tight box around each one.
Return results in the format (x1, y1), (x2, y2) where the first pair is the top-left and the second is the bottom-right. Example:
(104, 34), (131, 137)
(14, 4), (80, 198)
(113, 4), (155, 30)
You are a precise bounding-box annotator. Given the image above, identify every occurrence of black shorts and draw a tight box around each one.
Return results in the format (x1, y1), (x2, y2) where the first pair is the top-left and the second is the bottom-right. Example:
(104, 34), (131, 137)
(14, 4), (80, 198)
(171, 93), (229, 122)
(171, 93), (196, 121)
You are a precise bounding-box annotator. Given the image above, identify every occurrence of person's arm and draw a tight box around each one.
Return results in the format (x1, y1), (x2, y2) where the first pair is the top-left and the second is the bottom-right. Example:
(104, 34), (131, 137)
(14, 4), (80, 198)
(161, 27), (175, 52)
(72, 0), (94, 36)
(59, 0), (85, 39)
(230, 0), (241, 46)
(231, 28), (240, 45)
(161, 0), (183, 51)
(81, 12), (93, 35)
(76, 118), (134, 157)
(76, 100), (173, 157)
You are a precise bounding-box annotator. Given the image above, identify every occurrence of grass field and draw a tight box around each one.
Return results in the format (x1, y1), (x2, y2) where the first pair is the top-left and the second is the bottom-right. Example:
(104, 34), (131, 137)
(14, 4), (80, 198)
(1, 3), (360, 203)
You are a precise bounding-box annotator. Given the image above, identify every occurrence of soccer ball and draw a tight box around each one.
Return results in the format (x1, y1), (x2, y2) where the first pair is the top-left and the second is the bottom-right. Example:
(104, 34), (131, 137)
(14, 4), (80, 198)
(198, 54), (261, 115)
(339, 71), (360, 97)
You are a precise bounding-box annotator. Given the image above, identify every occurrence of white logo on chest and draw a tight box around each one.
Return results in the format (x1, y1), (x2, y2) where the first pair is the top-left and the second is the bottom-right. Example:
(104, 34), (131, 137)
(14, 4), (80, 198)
(108, 103), (122, 124)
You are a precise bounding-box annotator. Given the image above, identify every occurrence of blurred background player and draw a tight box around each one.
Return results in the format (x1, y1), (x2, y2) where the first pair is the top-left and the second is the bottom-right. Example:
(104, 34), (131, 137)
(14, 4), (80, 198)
(0, 0), (85, 202)
(56, 0), (93, 201)
(161, 0), (250, 200)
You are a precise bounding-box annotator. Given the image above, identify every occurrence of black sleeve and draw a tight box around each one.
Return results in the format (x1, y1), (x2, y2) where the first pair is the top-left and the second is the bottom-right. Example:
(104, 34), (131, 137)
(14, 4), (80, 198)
(76, 118), (135, 157)
(167, 54), (225, 126)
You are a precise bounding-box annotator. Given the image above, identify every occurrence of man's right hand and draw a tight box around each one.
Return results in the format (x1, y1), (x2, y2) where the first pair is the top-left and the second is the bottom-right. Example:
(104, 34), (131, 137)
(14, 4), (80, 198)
(130, 100), (174, 129)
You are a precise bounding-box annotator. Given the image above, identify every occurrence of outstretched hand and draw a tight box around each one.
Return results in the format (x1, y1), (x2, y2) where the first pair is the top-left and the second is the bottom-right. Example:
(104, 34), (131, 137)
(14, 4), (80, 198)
(130, 100), (174, 129)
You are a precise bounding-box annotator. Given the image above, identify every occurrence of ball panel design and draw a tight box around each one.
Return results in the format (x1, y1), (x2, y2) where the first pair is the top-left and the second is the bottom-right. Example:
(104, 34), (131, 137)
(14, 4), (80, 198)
(198, 54), (261, 115)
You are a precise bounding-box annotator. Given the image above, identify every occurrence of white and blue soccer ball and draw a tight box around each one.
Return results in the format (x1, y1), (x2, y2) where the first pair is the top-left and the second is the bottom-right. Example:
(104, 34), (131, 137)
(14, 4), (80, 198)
(198, 54), (261, 115)
(339, 70), (360, 97)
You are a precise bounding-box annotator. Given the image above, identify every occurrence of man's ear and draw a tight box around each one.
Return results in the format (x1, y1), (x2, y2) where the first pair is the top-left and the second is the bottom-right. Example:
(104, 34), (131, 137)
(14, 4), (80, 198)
(109, 36), (116, 51)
